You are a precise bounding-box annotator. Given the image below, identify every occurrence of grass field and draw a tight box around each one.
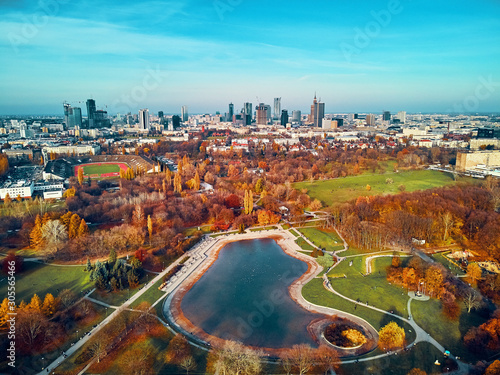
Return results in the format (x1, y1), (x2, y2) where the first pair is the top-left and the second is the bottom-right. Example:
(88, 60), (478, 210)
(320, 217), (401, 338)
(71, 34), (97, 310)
(75, 162), (128, 179)
(411, 298), (488, 362)
(298, 227), (344, 252)
(129, 278), (165, 309)
(302, 278), (415, 341)
(0, 261), (91, 304)
(330, 258), (410, 317)
(295, 169), (468, 206)
(295, 237), (315, 251)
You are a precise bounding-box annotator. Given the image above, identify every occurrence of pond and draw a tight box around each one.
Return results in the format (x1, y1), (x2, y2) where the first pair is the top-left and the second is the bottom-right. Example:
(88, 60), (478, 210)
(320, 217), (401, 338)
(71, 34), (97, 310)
(180, 238), (320, 348)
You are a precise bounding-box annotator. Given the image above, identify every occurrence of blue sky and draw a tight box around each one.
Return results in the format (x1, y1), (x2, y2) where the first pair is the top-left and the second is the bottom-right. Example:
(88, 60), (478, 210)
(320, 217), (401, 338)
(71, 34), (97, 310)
(0, 0), (499, 115)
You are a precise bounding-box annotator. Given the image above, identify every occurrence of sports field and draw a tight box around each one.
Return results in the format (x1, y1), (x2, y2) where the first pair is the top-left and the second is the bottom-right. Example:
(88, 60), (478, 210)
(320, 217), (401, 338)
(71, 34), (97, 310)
(75, 162), (128, 179)
(295, 169), (475, 206)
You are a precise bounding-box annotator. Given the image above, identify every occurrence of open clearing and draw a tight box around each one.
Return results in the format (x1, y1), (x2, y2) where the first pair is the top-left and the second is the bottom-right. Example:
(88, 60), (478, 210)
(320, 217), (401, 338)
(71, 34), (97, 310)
(295, 169), (471, 206)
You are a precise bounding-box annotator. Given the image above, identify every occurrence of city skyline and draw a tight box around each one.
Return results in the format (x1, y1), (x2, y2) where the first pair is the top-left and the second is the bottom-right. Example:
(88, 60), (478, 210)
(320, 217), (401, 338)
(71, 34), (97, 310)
(1, 0), (500, 115)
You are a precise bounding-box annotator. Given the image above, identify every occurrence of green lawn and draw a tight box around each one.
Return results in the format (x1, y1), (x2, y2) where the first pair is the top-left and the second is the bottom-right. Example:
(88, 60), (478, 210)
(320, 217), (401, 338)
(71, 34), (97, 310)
(289, 229), (300, 237)
(295, 169), (467, 206)
(330, 258), (410, 317)
(342, 341), (456, 375)
(183, 225), (213, 237)
(82, 163), (121, 175)
(411, 298), (488, 362)
(129, 278), (166, 309)
(298, 227), (344, 252)
(295, 237), (315, 251)
(302, 278), (416, 343)
(431, 253), (466, 276)
(0, 261), (92, 304)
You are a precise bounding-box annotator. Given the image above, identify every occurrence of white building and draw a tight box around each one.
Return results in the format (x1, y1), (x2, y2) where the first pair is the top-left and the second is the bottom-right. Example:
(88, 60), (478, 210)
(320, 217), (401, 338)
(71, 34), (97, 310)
(0, 179), (34, 200)
(139, 109), (150, 130)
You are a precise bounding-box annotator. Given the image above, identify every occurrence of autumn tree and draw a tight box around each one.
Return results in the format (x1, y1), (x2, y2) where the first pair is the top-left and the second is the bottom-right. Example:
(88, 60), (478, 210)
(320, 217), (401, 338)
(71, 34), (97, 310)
(174, 172), (182, 193)
(467, 263), (482, 286)
(378, 322), (405, 352)
(30, 214), (44, 250)
(165, 334), (191, 364)
(407, 369), (427, 375)
(78, 167), (84, 185)
(87, 331), (111, 363)
(58, 289), (76, 310)
(147, 215), (153, 244)
(42, 293), (57, 316)
(486, 360), (500, 375)
(193, 170), (200, 190)
(28, 294), (43, 311)
(4, 193), (11, 207)
(78, 218), (89, 236)
(68, 213), (81, 239)
(244, 190), (253, 215)
(315, 345), (340, 375)
(0, 298), (11, 329)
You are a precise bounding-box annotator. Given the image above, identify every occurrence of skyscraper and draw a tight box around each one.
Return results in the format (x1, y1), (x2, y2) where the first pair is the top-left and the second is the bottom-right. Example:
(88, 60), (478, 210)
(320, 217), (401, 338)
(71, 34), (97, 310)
(309, 95), (325, 128)
(274, 98), (281, 120)
(256, 103), (268, 125)
(172, 115), (181, 129)
(158, 111), (164, 118)
(139, 109), (150, 130)
(280, 109), (288, 126)
(181, 106), (188, 122)
(366, 114), (376, 126)
(228, 103), (234, 122)
(383, 111), (391, 121)
(397, 111), (406, 124)
(63, 103), (71, 126)
(86, 99), (96, 128)
(243, 102), (253, 125)
(292, 110), (301, 125)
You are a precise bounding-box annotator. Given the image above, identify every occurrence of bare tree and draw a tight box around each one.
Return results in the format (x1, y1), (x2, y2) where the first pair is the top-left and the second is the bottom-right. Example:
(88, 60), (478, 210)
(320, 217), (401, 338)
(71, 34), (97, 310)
(87, 332), (110, 363)
(316, 345), (340, 375)
(213, 341), (262, 375)
(180, 355), (196, 375)
(441, 212), (454, 241)
(279, 351), (293, 375)
(462, 289), (482, 313)
(289, 344), (314, 375)
(41, 220), (68, 254)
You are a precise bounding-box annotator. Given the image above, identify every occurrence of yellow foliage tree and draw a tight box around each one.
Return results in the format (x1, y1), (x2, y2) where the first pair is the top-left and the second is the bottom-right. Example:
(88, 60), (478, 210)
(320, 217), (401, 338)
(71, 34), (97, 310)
(78, 218), (89, 236)
(378, 322), (405, 352)
(78, 167), (84, 185)
(30, 214), (44, 250)
(28, 294), (43, 312)
(42, 293), (57, 316)
(0, 298), (10, 329)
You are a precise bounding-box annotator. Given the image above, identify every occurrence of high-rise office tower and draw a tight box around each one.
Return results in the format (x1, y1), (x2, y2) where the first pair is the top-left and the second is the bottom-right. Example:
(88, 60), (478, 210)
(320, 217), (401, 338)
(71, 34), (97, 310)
(256, 103), (268, 125)
(172, 115), (181, 129)
(243, 102), (253, 125)
(366, 114), (376, 126)
(264, 104), (272, 122)
(66, 106), (82, 128)
(280, 109), (288, 126)
(397, 111), (406, 124)
(310, 95), (325, 127)
(181, 106), (188, 122)
(158, 111), (164, 118)
(383, 111), (391, 121)
(63, 103), (71, 126)
(228, 103), (234, 122)
(274, 98), (281, 120)
(86, 99), (96, 128)
(139, 109), (150, 130)
(292, 110), (301, 125)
